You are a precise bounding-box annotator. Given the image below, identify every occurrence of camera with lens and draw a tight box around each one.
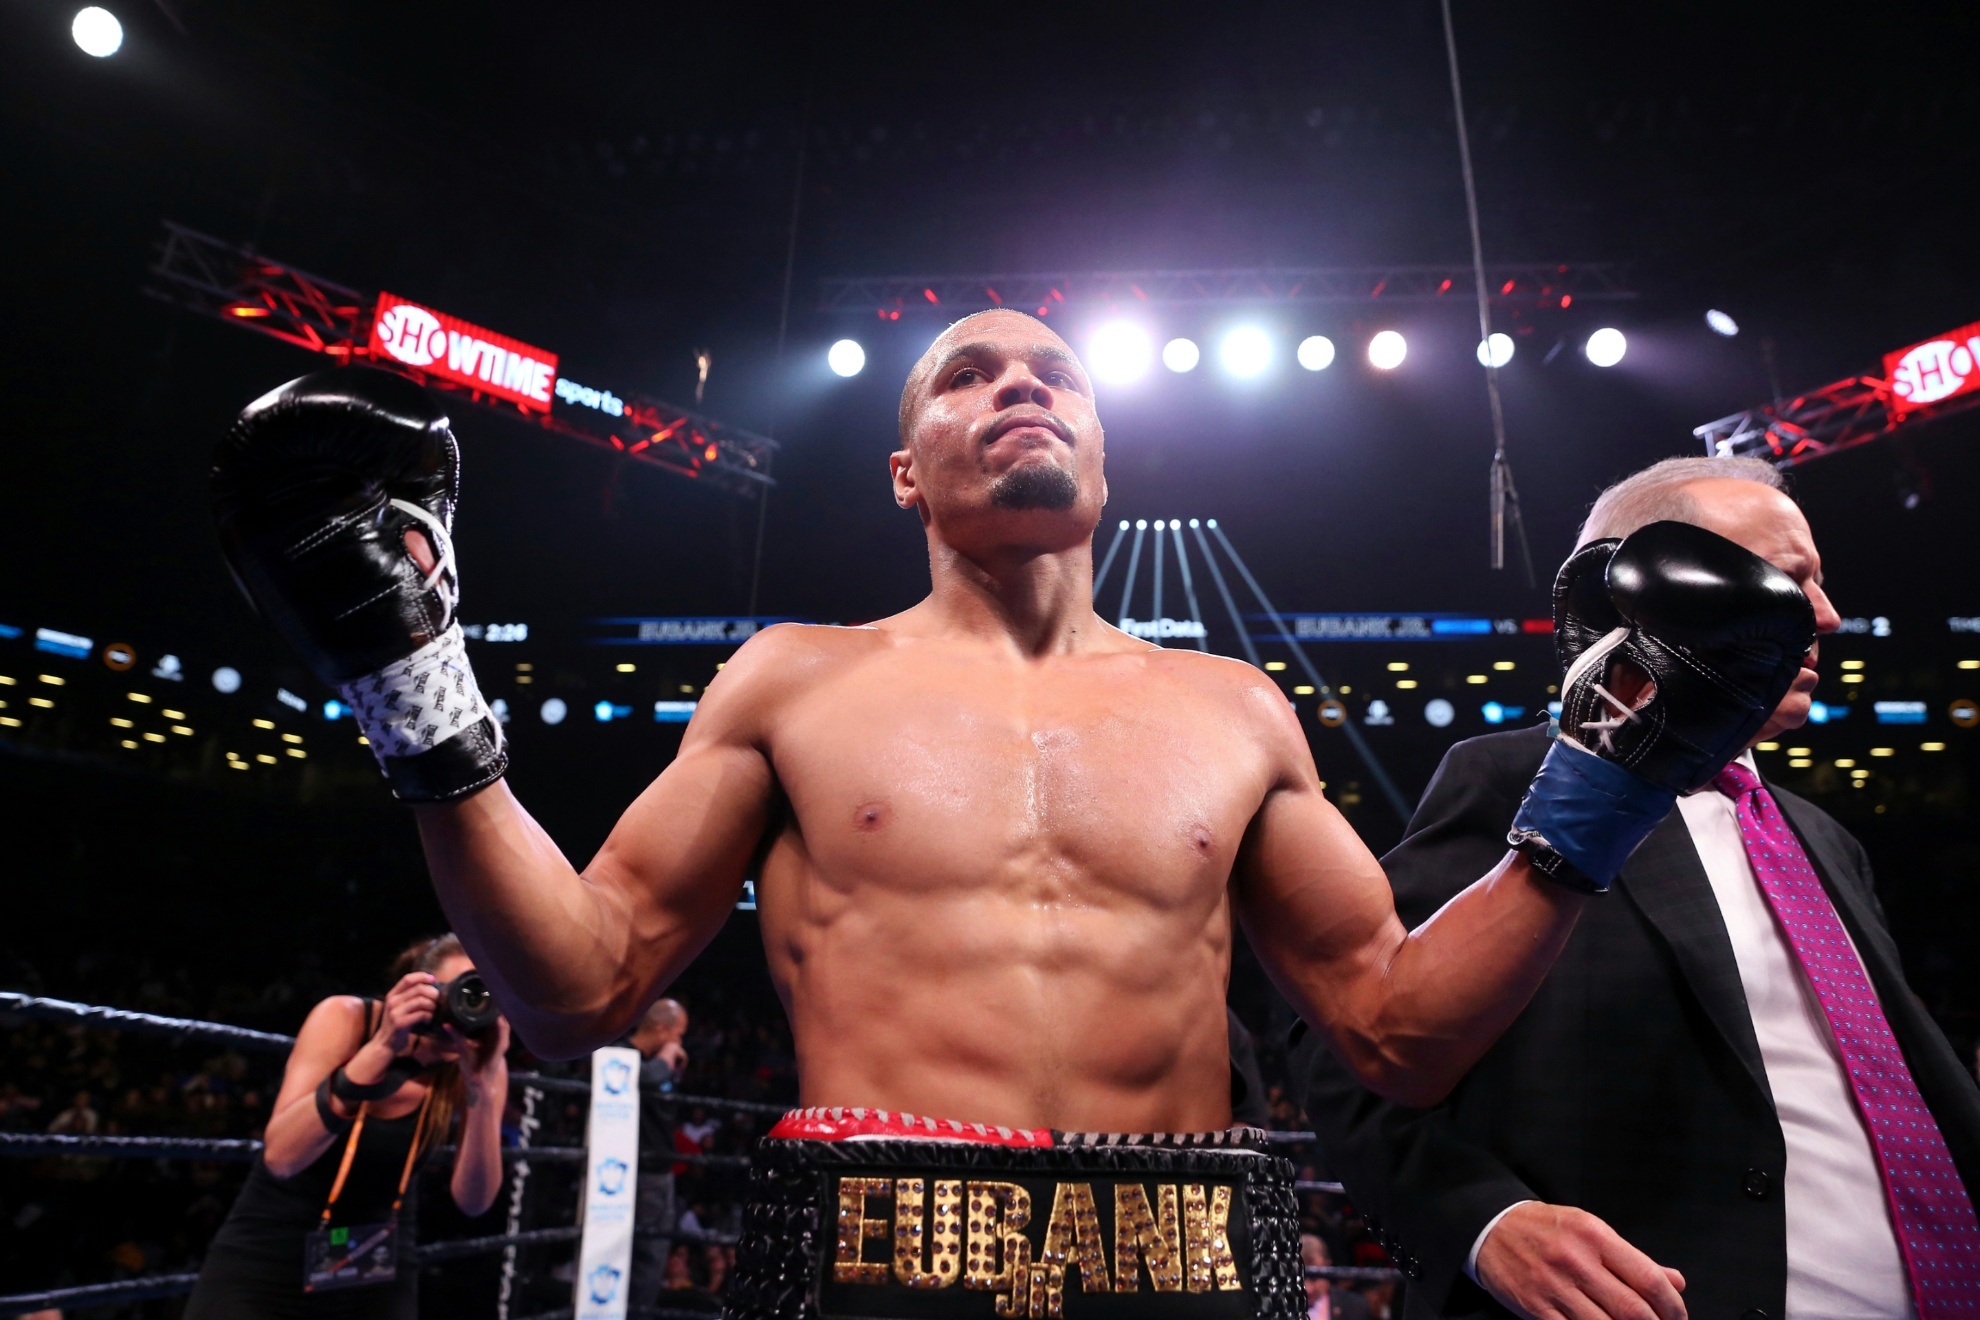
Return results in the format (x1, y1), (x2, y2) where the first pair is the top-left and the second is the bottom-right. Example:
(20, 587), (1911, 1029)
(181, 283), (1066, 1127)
(418, 972), (500, 1040)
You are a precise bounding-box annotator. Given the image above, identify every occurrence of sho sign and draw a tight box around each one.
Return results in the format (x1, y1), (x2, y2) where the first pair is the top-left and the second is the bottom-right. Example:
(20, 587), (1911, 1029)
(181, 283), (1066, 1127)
(368, 293), (559, 414)
(1885, 320), (1980, 416)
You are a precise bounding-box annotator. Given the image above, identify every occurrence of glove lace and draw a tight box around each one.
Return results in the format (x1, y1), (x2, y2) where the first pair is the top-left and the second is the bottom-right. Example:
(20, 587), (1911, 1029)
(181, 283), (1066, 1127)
(1579, 681), (1642, 753)
(388, 497), (460, 616)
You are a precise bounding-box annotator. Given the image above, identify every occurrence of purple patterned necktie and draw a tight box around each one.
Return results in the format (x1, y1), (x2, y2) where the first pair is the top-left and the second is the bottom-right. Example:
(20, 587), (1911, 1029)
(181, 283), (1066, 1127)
(1714, 761), (1980, 1319)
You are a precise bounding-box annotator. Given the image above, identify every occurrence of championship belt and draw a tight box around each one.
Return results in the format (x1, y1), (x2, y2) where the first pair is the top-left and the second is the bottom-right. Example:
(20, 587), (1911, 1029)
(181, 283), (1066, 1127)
(726, 1109), (1303, 1320)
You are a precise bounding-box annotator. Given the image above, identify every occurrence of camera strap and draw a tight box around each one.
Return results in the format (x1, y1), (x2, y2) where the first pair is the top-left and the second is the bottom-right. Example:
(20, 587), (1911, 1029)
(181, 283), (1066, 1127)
(318, 1085), (435, 1228)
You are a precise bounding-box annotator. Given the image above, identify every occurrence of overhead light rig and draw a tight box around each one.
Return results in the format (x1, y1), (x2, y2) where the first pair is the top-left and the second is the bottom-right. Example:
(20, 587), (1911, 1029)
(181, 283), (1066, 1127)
(820, 263), (1635, 320)
(144, 222), (775, 499)
(1697, 318), (1980, 469)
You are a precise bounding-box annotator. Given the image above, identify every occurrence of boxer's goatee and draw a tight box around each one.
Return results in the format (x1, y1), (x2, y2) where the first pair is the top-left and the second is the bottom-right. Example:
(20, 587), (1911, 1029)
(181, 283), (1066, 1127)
(990, 464), (1078, 511)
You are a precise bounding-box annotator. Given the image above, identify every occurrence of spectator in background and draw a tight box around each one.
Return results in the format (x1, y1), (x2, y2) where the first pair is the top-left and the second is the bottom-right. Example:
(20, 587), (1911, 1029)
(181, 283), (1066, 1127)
(624, 998), (689, 1312)
(47, 1088), (100, 1135)
(1304, 1233), (1372, 1320)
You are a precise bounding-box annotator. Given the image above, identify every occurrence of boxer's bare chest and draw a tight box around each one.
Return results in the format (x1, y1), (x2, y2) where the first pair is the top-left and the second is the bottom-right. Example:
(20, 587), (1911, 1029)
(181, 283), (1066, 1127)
(763, 643), (1274, 902)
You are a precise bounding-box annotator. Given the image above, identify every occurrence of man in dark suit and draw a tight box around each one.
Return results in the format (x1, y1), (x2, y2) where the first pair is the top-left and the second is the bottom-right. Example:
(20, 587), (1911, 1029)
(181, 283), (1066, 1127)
(1296, 456), (1980, 1320)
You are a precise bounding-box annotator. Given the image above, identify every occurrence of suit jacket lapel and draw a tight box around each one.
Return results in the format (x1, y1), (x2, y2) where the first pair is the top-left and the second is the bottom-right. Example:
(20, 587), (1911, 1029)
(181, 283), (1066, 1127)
(1616, 812), (1775, 1106)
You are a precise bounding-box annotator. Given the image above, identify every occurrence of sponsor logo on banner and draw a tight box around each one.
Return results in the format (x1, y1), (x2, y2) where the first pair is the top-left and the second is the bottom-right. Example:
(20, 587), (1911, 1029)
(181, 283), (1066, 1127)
(369, 293), (559, 414)
(1119, 617), (1208, 641)
(1885, 320), (1980, 415)
(587, 1264), (623, 1306)
(575, 1046), (641, 1320)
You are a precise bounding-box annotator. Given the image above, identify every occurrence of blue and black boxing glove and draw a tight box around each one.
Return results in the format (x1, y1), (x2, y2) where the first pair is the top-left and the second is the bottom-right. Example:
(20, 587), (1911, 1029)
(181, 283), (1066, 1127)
(1509, 521), (1816, 892)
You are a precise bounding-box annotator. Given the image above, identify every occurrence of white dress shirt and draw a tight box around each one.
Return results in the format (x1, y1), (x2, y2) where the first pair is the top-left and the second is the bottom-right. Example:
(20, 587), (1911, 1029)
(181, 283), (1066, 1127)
(1471, 755), (1914, 1320)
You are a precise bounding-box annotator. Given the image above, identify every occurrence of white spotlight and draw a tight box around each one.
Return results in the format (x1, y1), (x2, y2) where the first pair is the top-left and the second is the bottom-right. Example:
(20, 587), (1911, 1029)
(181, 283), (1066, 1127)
(1135, 519), (1148, 530)
(1476, 333), (1514, 368)
(1219, 327), (1273, 378)
(72, 6), (122, 56)
(1296, 335), (1336, 371)
(1705, 309), (1740, 337)
(827, 339), (866, 378)
(1585, 327), (1627, 368)
(1086, 322), (1153, 385)
(1162, 337), (1201, 373)
(1368, 330), (1407, 370)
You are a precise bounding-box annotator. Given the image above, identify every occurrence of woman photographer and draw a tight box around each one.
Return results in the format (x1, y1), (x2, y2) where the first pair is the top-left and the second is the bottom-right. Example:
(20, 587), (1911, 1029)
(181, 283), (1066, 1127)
(186, 933), (508, 1318)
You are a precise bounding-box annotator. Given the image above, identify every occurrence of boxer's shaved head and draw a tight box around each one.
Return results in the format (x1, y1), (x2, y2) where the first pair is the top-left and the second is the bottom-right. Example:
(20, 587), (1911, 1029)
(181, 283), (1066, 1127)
(898, 309), (1082, 446)
(889, 307), (1107, 551)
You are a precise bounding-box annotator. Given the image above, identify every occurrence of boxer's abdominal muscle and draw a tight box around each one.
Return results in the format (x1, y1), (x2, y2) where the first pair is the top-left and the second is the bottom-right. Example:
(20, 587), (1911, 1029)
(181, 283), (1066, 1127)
(753, 637), (1267, 1132)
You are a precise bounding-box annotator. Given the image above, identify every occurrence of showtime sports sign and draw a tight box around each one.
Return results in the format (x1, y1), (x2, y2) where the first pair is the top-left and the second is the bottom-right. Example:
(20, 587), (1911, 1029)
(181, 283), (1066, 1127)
(1885, 320), (1980, 416)
(368, 293), (558, 414)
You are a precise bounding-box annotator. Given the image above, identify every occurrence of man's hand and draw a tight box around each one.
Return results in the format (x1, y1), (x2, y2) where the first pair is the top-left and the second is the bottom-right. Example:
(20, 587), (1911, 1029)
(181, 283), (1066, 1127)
(1475, 1202), (1685, 1320)
(658, 1040), (688, 1073)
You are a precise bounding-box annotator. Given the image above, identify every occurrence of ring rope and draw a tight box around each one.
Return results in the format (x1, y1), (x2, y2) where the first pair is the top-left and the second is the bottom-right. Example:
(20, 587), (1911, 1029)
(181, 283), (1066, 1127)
(0, 1227), (747, 1314)
(0, 992), (794, 1117)
(0, 991), (296, 1051)
(0, 1132), (753, 1170)
(0, 1272), (204, 1317)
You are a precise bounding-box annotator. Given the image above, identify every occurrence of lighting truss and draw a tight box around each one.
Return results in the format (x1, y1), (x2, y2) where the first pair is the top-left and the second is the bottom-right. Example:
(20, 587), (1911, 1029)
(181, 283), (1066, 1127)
(820, 263), (1635, 318)
(145, 222), (774, 498)
(1695, 375), (1908, 468)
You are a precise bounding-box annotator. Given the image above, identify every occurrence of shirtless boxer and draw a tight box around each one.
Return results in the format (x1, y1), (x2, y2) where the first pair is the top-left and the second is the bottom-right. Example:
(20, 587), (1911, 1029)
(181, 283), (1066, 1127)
(212, 310), (1814, 1320)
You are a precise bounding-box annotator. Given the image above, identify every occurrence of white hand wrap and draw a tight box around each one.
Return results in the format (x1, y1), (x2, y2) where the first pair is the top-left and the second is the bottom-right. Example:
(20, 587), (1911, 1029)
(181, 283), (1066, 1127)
(338, 623), (498, 764)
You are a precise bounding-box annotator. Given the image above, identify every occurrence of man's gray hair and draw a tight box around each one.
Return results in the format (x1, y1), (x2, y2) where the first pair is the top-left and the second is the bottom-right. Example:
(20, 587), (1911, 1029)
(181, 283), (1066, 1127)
(1577, 456), (1787, 546)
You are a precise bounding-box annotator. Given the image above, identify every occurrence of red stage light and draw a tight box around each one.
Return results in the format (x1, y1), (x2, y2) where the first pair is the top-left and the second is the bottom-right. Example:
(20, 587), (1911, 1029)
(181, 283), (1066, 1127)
(1560, 295), (1572, 309)
(1500, 279), (1516, 295)
(226, 304), (270, 318)
(985, 287), (1002, 305)
(1437, 278), (1452, 294)
(704, 443), (719, 462)
(1035, 306), (1049, 316)
(923, 287), (939, 304)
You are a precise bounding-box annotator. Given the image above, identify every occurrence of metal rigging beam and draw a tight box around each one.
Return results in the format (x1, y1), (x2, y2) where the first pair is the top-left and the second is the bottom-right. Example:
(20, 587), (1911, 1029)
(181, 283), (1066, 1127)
(144, 222), (775, 499)
(820, 263), (1634, 318)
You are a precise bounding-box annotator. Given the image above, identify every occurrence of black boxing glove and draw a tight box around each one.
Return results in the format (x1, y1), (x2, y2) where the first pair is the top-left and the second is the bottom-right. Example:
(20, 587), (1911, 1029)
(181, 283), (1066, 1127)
(1509, 520), (1815, 890)
(211, 367), (506, 802)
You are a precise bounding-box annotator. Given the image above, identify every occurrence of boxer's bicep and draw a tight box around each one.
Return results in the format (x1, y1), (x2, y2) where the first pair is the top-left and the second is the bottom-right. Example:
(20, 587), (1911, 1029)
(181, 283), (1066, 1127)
(576, 636), (790, 1012)
(1231, 690), (1415, 1093)
(585, 725), (774, 959)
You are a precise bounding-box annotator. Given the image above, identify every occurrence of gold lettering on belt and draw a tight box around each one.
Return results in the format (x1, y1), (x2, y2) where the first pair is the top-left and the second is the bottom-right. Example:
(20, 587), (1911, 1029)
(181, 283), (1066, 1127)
(1181, 1184), (1239, 1292)
(1040, 1182), (1111, 1293)
(992, 1237), (1036, 1317)
(833, 1176), (892, 1284)
(1111, 1183), (1183, 1292)
(1005, 1261), (1064, 1320)
(965, 1181), (1034, 1294)
(893, 1177), (962, 1288)
(1206, 1184), (1240, 1290)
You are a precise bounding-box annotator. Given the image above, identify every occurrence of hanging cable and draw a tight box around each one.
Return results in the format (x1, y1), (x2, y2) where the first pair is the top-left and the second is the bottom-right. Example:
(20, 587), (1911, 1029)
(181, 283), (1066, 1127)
(1440, 0), (1536, 588)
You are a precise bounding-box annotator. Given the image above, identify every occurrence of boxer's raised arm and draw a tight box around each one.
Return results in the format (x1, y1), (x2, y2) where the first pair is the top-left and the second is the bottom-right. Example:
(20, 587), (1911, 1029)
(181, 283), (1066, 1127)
(413, 627), (798, 1058)
(1233, 689), (1582, 1109)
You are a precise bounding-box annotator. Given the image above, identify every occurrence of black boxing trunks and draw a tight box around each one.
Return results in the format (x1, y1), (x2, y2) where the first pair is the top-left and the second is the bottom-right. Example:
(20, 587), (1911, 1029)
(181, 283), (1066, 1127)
(725, 1108), (1302, 1320)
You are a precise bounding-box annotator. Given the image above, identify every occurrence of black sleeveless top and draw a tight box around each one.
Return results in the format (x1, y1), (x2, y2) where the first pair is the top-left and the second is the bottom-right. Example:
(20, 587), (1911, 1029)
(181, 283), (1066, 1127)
(187, 999), (436, 1320)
